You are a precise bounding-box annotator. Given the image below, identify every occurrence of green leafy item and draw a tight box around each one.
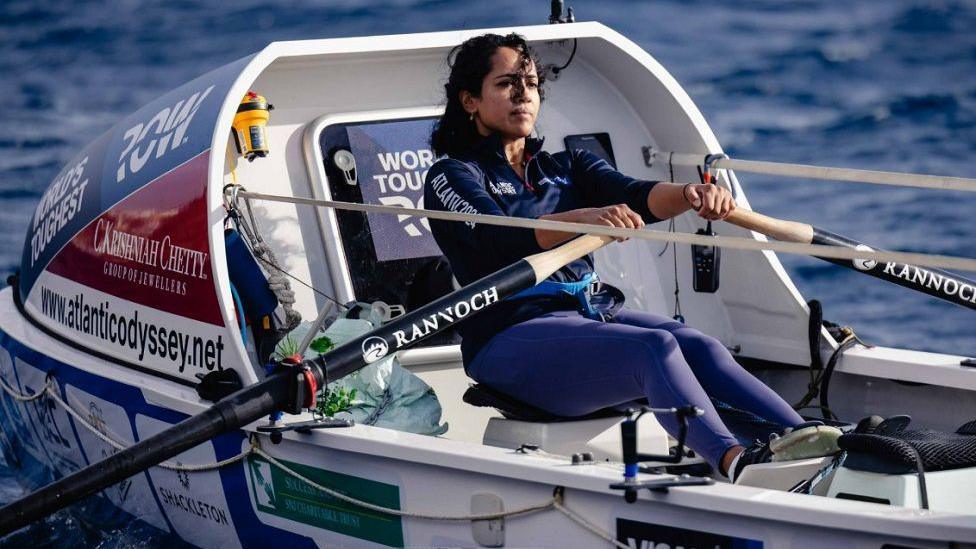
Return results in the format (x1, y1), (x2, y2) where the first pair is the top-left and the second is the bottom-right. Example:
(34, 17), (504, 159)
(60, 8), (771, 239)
(309, 336), (334, 354)
(317, 386), (357, 417)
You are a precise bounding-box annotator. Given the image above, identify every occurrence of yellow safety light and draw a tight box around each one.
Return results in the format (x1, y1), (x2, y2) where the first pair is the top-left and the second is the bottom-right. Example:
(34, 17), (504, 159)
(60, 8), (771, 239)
(232, 91), (273, 161)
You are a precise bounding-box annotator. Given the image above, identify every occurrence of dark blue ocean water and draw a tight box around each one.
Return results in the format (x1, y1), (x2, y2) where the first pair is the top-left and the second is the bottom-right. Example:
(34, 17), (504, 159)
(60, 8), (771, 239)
(0, 0), (974, 545)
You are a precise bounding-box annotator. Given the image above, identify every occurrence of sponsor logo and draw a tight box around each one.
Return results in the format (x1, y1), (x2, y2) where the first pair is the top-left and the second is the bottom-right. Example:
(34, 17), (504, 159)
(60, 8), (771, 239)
(247, 456), (404, 546)
(93, 218), (209, 285)
(89, 401), (133, 503)
(361, 336), (389, 363)
(373, 149), (435, 193)
(429, 172), (479, 228)
(30, 156), (91, 267)
(489, 180), (518, 196)
(882, 262), (976, 304)
(38, 287), (225, 372)
(177, 465), (190, 489)
(371, 149), (436, 238)
(116, 85), (215, 183)
(157, 486), (229, 525)
(616, 518), (763, 549)
(537, 175), (568, 187)
(30, 389), (70, 449)
(250, 459), (277, 508)
(391, 287), (499, 347)
(377, 195), (430, 237)
(87, 402), (108, 435)
(851, 244), (877, 271)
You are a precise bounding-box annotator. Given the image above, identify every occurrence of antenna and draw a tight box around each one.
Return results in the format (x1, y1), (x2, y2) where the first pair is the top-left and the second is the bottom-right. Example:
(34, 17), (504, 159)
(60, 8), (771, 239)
(549, 0), (563, 23)
(549, 0), (574, 23)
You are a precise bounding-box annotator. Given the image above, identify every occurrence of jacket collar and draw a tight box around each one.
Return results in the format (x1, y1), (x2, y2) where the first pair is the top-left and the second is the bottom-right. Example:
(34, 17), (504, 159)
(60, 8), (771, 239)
(470, 133), (545, 163)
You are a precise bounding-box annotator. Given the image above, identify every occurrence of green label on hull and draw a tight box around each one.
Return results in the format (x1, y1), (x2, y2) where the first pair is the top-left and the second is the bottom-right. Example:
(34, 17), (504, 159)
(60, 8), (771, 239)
(248, 456), (403, 547)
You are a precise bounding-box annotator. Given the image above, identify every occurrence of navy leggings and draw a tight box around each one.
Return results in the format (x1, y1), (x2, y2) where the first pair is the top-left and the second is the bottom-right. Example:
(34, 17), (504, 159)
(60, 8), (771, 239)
(466, 309), (804, 468)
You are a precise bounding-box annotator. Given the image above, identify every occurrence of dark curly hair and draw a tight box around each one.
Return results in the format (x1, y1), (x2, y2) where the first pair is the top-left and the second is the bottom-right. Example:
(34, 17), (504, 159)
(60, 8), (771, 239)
(430, 33), (545, 158)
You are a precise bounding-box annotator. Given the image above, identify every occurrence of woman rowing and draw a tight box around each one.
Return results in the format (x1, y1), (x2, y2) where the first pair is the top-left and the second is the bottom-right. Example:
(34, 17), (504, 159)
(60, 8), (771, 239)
(424, 33), (808, 480)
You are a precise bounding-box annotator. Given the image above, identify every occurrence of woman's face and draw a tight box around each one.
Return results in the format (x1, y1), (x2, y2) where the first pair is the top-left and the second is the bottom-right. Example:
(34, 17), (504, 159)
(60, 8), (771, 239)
(463, 47), (540, 140)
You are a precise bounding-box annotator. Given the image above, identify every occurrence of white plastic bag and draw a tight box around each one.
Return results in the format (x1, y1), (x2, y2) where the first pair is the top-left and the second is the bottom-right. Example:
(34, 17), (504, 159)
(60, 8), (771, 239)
(276, 312), (448, 436)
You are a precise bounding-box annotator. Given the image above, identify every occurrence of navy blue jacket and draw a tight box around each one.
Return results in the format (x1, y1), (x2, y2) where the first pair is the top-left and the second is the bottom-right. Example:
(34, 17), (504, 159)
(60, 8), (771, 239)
(424, 134), (660, 363)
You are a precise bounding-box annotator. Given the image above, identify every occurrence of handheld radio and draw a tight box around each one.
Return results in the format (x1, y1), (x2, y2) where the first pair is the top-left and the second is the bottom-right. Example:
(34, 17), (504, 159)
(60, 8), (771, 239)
(691, 166), (721, 293)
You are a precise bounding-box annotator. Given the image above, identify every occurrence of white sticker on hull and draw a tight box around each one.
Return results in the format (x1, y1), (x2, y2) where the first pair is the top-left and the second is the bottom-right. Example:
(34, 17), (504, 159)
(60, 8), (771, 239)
(0, 347), (45, 461)
(64, 385), (169, 531)
(26, 271), (240, 383)
(135, 415), (241, 549)
(13, 358), (87, 474)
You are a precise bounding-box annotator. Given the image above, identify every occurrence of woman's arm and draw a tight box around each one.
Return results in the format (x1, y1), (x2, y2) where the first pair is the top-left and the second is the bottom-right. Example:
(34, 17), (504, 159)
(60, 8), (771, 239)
(568, 149), (735, 223)
(534, 182), (737, 250)
(536, 205), (645, 249)
(646, 182), (736, 221)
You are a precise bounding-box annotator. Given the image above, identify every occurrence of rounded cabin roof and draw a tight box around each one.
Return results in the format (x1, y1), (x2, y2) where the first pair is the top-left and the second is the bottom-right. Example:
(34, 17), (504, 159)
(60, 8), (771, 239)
(18, 53), (257, 385)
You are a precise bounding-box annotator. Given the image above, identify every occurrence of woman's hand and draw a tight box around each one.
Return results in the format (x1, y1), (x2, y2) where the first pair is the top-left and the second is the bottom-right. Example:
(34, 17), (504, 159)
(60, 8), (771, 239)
(683, 183), (736, 221)
(535, 204), (644, 248)
(570, 205), (645, 239)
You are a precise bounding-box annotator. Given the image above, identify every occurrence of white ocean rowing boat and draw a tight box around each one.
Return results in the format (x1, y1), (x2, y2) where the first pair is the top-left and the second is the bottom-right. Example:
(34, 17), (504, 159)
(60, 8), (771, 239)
(3, 18), (976, 548)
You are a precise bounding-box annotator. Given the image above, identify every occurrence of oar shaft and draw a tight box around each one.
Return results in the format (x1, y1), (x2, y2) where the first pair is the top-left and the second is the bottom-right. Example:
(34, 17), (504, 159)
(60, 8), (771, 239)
(811, 229), (976, 311)
(0, 233), (612, 536)
(726, 209), (976, 311)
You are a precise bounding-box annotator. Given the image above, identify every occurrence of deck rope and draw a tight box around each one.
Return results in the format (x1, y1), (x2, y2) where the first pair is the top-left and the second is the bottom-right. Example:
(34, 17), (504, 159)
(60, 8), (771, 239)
(44, 382), (257, 471)
(238, 191), (976, 273)
(554, 497), (630, 549)
(1, 372), (656, 546)
(252, 445), (556, 521)
(254, 445), (629, 547)
(0, 375), (51, 402)
(665, 152), (976, 192)
(0, 373), (255, 472)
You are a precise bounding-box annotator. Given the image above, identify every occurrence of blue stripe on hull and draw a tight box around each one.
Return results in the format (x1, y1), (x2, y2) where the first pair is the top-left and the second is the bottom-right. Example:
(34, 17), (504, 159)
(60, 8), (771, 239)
(0, 328), (315, 548)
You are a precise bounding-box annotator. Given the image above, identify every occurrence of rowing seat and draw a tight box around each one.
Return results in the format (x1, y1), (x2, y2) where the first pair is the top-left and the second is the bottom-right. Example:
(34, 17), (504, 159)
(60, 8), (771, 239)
(463, 384), (670, 460)
(463, 383), (633, 422)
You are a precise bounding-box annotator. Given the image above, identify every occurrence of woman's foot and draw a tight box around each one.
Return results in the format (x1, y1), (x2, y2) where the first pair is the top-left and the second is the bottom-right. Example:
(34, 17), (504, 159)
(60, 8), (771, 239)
(725, 421), (844, 482)
(723, 442), (773, 482)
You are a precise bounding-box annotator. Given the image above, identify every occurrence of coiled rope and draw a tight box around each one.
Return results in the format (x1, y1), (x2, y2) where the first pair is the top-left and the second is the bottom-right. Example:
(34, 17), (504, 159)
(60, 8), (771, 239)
(225, 185), (302, 331)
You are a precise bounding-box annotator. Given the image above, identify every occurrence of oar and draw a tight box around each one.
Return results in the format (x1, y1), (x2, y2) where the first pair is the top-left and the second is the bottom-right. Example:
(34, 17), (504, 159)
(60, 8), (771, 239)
(726, 209), (976, 311)
(0, 233), (613, 536)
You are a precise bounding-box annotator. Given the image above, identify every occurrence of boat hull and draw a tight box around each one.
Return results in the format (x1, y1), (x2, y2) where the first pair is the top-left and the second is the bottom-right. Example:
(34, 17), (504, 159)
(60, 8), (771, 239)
(2, 297), (974, 547)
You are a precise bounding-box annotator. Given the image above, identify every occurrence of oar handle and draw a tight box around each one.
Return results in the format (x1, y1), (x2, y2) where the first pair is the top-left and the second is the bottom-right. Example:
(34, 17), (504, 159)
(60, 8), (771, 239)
(524, 234), (615, 283)
(724, 208), (976, 312)
(725, 208), (814, 244)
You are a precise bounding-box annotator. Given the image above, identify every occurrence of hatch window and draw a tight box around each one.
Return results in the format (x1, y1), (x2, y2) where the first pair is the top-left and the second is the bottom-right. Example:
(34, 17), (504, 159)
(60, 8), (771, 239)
(313, 112), (459, 347)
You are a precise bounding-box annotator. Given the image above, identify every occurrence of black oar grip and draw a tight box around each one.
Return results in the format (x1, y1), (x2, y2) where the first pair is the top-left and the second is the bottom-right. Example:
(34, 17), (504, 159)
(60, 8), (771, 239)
(812, 228), (976, 311)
